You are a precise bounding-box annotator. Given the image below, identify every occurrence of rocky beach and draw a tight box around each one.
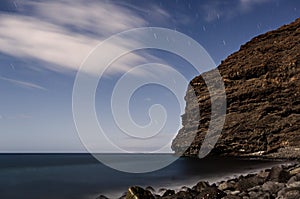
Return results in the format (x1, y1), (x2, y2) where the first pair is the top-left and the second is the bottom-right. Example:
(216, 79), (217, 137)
(97, 18), (300, 199)
(111, 162), (300, 199)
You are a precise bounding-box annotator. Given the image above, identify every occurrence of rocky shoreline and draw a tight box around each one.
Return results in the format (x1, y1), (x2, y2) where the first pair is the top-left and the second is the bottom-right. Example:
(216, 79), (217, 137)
(96, 161), (300, 199)
(95, 18), (300, 199)
(95, 18), (300, 198)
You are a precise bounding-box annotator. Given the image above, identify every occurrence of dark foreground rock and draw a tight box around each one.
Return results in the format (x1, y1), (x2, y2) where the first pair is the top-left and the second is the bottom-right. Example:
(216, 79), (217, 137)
(171, 18), (300, 158)
(96, 163), (300, 199)
(125, 186), (154, 199)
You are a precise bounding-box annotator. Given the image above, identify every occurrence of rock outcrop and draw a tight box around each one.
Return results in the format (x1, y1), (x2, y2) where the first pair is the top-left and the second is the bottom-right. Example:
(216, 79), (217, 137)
(172, 18), (300, 158)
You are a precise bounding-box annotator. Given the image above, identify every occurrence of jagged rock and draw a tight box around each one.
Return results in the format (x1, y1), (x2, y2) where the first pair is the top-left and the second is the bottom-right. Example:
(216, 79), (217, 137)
(158, 188), (167, 193)
(171, 18), (300, 158)
(145, 186), (156, 193)
(236, 175), (264, 191)
(261, 181), (285, 194)
(161, 189), (175, 197)
(257, 170), (270, 179)
(126, 186), (154, 199)
(192, 181), (210, 192)
(113, 164), (300, 199)
(218, 181), (236, 191)
(163, 190), (195, 199)
(277, 187), (300, 199)
(287, 181), (300, 188)
(288, 176), (299, 185)
(289, 167), (300, 175)
(195, 186), (226, 199)
(176, 190), (194, 199)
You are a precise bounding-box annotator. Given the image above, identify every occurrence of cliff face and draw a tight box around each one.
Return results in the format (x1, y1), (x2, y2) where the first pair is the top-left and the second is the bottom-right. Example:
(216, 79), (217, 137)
(172, 18), (300, 159)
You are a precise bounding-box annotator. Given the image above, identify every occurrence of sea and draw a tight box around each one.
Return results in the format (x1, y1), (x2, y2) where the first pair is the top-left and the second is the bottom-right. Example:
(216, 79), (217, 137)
(0, 154), (288, 199)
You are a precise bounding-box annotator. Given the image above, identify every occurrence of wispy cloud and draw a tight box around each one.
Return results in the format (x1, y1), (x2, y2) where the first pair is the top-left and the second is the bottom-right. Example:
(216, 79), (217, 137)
(0, 76), (47, 90)
(0, 0), (169, 76)
(202, 0), (272, 22)
(24, 0), (146, 37)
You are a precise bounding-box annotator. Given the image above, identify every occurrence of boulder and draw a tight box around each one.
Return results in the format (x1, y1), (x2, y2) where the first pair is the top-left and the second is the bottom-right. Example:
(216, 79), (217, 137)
(192, 181), (210, 192)
(267, 166), (290, 183)
(261, 181), (284, 194)
(161, 189), (175, 197)
(236, 175), (264, 191)
(195, 187), (226, 199)
(126, 186), (154, 199)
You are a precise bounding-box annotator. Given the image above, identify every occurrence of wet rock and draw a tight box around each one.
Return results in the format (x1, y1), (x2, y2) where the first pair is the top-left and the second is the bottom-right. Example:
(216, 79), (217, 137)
(162, 189), (175, 197)
(161, 190), (196, 199)
(181, 186), (189, 191)
(158, 188), (167, 193)
(192, 181), (210, 192)
(257, 170), (270, 179)
(248, 191), (261, 198)
(126, 186), (154, 199)
(267, 166), (290, 183)
(230, 190), (241, 195)
(261, 181), (284, 194)
(153, 194), (162, 199)
(283, 190), (300, 199)
(236, 175), (264, 191)
(256, 192), (272, 199)
(218, 181), (236, 191)
(287, 176), (299, 184)
(287, 181), (300, 188)
(289, 167), (300, 175)
(145, 186), (156, 193)
(238, 191), (249, 198)
(247, 185), (262, 193)
(174, 190), (194, 199)
(277, 188), (300, 199)
(195, 187), (226, 199)
(114, 163), (300, 199)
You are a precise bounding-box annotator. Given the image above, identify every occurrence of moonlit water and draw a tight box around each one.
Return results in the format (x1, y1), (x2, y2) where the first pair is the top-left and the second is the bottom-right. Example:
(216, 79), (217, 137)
(0, 154), (284, 199)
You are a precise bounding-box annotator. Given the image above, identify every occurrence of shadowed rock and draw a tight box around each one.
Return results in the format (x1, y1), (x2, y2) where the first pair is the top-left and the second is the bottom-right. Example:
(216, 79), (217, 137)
(195, 186), (226, 199)
(126, 186), (154, 199)
(267, 165), (291, 183)
(172, 18), (300, 159)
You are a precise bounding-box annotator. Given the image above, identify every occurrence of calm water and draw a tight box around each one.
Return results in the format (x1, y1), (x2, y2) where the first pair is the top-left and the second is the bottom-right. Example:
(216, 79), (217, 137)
(0, 154), (284, 199)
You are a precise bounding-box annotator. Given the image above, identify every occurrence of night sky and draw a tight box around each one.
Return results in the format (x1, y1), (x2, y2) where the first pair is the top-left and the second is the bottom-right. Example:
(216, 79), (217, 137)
(0, 0), (299, 153)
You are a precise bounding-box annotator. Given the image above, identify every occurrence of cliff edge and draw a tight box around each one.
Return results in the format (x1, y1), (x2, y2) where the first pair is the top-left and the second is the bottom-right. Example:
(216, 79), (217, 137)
(172, 18), (300, 159)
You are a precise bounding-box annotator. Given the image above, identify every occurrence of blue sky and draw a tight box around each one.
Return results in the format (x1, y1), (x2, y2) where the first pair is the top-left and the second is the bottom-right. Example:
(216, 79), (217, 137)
(0, 0), (299, 153)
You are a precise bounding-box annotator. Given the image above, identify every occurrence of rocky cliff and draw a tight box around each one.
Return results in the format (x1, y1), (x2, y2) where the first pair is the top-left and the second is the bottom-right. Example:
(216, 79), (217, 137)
(172, 18), (300, 159)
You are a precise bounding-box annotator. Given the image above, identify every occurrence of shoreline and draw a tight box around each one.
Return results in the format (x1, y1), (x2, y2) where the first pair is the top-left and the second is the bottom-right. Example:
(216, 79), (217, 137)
(97, 160), (300, 199)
